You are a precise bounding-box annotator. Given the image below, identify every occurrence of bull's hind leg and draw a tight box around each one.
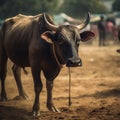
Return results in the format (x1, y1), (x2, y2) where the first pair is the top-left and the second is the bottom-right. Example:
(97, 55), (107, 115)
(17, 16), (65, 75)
(12, 64), (29, 100)
(0, 54), (8, 101)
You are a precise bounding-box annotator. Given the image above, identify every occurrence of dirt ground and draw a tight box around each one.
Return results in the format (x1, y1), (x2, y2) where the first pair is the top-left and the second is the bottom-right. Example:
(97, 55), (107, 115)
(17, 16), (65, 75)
(0, 43), (120, 120)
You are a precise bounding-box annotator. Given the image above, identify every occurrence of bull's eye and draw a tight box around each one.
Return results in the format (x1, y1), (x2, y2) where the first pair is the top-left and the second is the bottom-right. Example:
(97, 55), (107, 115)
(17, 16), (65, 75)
(57, 33), (66, 45)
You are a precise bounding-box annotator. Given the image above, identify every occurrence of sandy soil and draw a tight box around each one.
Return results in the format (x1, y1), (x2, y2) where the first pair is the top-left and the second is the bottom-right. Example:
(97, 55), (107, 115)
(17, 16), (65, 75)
(0, 44), (120, 120)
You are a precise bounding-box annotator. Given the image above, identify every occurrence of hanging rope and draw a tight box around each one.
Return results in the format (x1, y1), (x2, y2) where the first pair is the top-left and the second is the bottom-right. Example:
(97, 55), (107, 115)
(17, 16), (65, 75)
(52, 41), (72, 106)
(68, 67), (72, 106)
(52, 43), (63, 68)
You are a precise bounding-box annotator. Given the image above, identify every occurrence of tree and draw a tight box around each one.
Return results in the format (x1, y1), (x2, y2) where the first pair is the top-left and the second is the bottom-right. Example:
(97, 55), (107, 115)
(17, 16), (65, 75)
(0, 0), (108, 19)
(0, 0), (6, 6)
(112, 0), (120, 12)
(0, 0), (36, 18)
(57, 0), (108, 17)
(34, 0), (59, 14)
(0, 0), (59, 19)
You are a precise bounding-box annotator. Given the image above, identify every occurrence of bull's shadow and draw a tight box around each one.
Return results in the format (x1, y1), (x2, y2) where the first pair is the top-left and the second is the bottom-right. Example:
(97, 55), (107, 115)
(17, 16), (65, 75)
(81, 88), (120, 98)
(54, 88), (120, 100)
(0, 105), (32, 120)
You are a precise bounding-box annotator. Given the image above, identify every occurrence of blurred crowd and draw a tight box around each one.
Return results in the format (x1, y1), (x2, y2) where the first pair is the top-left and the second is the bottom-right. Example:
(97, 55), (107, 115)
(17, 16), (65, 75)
(97, 15), (119, 46)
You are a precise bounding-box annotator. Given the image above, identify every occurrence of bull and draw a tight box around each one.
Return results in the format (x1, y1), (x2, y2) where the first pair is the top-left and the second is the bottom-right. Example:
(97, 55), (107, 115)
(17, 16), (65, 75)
(0, 13), (95, 116)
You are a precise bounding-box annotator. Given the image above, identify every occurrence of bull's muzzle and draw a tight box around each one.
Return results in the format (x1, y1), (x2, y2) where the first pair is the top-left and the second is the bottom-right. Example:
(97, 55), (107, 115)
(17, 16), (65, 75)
(66, 58), (82, 67)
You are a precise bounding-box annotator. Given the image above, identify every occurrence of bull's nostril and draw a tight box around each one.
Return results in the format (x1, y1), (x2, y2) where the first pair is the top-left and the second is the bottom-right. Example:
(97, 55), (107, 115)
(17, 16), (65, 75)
(76, 59), (81, 63)
(77, 59), (82, 66)
(66, 59), (82, 67)
(78, 62), (81, 66)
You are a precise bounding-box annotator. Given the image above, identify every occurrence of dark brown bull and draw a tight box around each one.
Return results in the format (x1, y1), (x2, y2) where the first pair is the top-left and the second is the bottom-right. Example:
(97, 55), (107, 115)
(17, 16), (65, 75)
(0, 13), (95, 116)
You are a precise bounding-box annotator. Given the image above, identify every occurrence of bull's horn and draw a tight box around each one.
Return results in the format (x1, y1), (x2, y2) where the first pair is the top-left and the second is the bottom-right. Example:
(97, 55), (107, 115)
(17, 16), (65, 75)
(43, 13), (58, 31)
(76, 12), (90, 30)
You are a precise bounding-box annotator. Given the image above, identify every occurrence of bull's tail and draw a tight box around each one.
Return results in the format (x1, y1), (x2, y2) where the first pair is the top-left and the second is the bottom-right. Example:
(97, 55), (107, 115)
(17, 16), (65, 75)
(23, 67), (28, 75)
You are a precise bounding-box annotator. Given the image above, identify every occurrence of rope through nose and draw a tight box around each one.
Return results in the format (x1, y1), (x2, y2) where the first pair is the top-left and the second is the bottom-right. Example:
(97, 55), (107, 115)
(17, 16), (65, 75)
(68, 67), (72, 106)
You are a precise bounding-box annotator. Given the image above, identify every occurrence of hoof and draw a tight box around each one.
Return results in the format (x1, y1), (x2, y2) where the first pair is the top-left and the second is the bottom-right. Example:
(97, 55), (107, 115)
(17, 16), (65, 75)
(48, 105), (61, 113)
(32, 111), (40, 118)
(13, 95), (29, 100)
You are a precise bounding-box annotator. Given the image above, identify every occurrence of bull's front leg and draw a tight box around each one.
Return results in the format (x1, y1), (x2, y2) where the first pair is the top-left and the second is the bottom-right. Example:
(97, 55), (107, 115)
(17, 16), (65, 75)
(31, 68), (42, 117)
(46, 80), (60, 112)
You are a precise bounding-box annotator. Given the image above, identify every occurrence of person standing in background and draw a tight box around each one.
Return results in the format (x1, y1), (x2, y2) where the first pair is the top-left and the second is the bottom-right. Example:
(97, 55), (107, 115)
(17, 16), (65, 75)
(116, 25), (120, 53)
(98, 16), (106, 46)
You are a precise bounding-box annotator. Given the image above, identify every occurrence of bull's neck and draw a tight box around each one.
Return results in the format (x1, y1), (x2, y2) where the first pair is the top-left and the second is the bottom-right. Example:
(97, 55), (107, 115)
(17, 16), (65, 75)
(52, 43), (64, 68)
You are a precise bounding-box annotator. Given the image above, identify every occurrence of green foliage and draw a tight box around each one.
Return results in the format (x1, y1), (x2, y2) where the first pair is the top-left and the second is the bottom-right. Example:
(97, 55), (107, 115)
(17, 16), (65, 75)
(58, 0), (108, 17)
(0, 0), (34, 18)
(112, 0), (120, 11)
(34, 0), (59, 14)
(0, 0), (6, 6)
(0, 0), (58, 19)
(0, 0), (108, 19)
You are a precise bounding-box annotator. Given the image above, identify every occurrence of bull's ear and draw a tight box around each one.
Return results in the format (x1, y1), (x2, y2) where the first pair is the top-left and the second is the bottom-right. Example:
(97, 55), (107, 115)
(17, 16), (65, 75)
(80, 31), (95, 42)
(41, 31), (54, 44)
